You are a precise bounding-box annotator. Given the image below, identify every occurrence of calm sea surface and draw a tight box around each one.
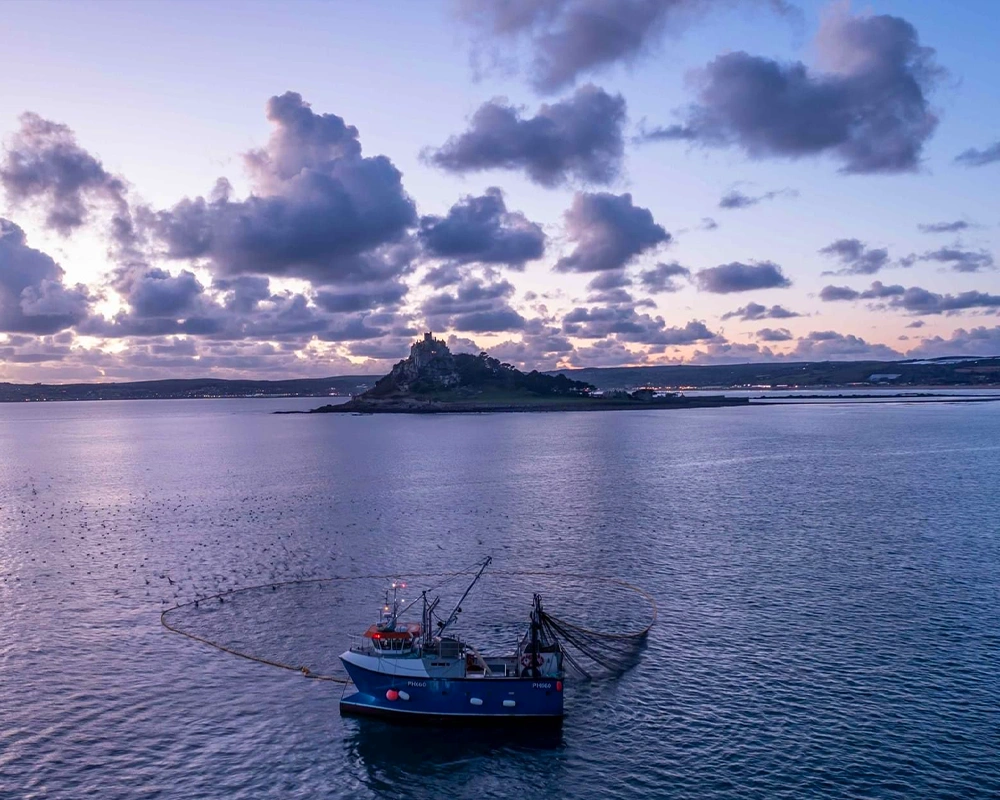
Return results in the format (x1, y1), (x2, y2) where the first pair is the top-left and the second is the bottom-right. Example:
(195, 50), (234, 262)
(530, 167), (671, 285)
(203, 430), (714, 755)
(1, 399), (998, 799)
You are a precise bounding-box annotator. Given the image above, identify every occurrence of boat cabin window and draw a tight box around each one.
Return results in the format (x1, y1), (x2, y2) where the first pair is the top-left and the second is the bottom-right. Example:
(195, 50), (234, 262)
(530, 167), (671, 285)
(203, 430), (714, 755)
(371, 636), (413, 653)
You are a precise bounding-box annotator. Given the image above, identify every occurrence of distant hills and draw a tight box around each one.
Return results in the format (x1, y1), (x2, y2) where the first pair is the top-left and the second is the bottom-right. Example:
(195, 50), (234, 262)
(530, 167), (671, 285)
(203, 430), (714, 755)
(1, 355), (997, 403)
(551, 356), (1000, 391)
(0, 376), (377, 403)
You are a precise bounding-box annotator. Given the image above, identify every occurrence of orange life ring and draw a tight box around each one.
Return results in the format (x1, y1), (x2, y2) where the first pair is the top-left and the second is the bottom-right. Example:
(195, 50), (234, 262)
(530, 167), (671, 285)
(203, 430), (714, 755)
(521, 652), (542, 668)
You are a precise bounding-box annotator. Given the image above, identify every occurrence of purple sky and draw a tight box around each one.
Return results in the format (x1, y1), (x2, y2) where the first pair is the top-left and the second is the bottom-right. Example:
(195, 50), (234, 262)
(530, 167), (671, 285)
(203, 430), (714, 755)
(1, 0), (998, 382)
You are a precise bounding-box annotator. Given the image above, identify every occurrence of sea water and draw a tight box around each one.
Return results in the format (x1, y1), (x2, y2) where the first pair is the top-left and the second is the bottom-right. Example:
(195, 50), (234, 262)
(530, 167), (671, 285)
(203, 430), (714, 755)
(1, 398), (998, 799)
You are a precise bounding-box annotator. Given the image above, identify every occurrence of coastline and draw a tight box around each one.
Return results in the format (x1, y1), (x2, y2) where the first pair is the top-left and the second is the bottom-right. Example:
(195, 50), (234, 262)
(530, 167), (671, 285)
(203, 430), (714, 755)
(287, 395), (751, 414)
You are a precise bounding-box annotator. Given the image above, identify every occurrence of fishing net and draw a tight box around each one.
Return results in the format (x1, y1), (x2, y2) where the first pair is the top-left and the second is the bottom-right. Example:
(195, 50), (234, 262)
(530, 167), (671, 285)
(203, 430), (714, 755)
(160, 567), (656, 683)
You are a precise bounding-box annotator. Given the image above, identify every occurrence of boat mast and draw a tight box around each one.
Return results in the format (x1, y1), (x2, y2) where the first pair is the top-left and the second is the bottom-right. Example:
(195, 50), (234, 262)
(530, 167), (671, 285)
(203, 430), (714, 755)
(436, 557), (492, 637)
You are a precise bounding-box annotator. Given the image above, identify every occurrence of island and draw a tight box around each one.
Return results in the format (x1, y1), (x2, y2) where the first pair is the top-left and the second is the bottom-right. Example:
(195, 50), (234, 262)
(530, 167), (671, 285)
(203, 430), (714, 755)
(307, 333), (749, 414)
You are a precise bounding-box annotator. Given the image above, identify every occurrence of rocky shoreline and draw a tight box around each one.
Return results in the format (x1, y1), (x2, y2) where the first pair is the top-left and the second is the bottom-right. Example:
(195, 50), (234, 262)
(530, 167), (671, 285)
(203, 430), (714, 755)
(298, 395), (751, 414)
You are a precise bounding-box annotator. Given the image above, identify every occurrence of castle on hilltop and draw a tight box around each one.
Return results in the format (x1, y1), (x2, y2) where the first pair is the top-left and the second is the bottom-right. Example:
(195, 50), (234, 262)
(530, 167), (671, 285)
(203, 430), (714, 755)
(410, 332), (446, 371)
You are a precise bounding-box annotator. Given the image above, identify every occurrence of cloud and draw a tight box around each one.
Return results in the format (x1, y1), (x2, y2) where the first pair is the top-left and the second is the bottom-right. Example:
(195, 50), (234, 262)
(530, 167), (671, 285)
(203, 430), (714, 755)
(889, 287), (1000, 315)
(819, 280), (904, 302)
(214, 276), (272, 313)
(567, 338), (647, 368)
(456, 0), (791, 93)
(0, 218), (92, 334)
(756, 327), (793, 341)
(313, 281), (408, 313)
(451, 308), (528, 332)
(718, 187), (797, 209)
(421, 263), (466, 289)
(0, 112), (133, 238)
(789, 330), (903, 360)
(555, 192), (669, 273)
(421, 277), (526, 332)
(562, 303), (717, 346)
(638, 261), (691, 293)
(418, 187), (545, 268)
(696, 261), (790, 293)
(641, 9), (942, 173)
(700, 217), (719, 230)
(721, 302), (800, 321)
(820, 280), (1000, 315)
(909, 326), (1000, 357)
(917, 220), (970, 234)
(124, 268), (204, 318)
(488, 329), (575, 371)
(152, 92), (417, 287)
(426, 85), (626, 187)
(689, 340), (778, 364)
(918, 246), (994, 273)
(819, 238), (890, 274)
(954, 140), (1000, 167)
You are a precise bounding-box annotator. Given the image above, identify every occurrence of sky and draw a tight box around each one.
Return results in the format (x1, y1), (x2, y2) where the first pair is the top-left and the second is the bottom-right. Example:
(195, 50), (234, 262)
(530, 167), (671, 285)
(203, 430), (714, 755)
(0, 0), (998, 382)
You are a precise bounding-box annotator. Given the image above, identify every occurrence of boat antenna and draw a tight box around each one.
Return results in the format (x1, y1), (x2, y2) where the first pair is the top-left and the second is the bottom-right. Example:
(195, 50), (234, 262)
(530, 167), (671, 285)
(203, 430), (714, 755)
(436, 556), (491, 636)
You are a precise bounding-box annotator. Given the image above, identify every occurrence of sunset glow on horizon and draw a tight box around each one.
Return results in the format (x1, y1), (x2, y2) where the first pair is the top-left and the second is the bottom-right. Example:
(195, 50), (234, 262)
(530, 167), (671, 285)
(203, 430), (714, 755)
(1, 0), (998, 382)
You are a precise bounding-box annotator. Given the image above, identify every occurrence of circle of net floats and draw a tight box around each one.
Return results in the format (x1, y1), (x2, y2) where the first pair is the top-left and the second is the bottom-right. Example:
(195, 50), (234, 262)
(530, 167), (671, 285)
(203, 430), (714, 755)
(161, 569), (657, 682)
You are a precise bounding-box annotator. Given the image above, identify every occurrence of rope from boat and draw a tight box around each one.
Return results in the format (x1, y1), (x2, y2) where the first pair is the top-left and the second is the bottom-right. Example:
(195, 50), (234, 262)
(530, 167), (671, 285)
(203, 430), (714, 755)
(159, 566), (499, 682)
(159, 569), (657, 682)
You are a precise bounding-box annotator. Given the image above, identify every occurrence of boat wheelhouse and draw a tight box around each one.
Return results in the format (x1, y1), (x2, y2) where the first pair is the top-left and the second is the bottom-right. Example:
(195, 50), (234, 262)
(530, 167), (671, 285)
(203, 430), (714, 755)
(339, 558), (565, 723)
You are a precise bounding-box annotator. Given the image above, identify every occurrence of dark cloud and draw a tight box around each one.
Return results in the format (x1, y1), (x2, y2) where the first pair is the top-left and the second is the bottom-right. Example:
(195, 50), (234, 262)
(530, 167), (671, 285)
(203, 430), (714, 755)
(918, 220), (970, 234)
(214, 276), (273, 313)
(421, 277), (526, 332)
(918, 246), (994, 273)
(820, 280), (1000, 315)
(124, 268), (204, 318)
(789, 330), (902, 360)
(567, 338), (647, 367)
(909, 326), (1000, 357)
(696, 261), (790, 293)
(586, 270), (631, 291)
(426, 85), (626, 187)
(820, 284), (861, 302)
(421, 263), (466, 289)
(316, 316), (390, 342)
(906, 319), (925, 328)
(488, 329), (575, 371)
(718, 187), (796, 209)
(756, 327), (793, 341)
(313, 281), (408, 313)
(819, 280), (904, 302)
(954, 141), (1000, 167)
(642, 10), (942, 173)
(819, 238), (890, 275)
(638, 261), (690, 293)
(152, 92), (416, 287)
(562, 303), (716, 346)
(721, 302), (800, 321)
(689, 340), (779, 364)
(700, 217), (719, 230)
(457, 0), (791, 93)
(0, 112), (134, 242)
(451, 308), (528, 332)
(889, 287), (1000, 315)
(418, 187), (545, 268)
(555, 192), (669, 273)
(0, 218), (91, 334)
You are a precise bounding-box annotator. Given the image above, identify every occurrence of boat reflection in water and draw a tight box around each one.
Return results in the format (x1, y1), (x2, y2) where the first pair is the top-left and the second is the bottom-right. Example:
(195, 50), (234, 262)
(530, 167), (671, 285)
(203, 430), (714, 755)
(339, 558), (567, 724)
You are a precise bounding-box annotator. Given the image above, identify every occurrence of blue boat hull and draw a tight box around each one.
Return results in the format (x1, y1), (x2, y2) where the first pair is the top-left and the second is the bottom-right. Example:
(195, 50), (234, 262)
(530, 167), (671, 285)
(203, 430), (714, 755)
(340, 660), (564, 723)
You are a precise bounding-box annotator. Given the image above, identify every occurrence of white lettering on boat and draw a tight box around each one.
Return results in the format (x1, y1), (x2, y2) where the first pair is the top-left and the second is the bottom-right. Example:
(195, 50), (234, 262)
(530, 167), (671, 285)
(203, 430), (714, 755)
(406, 681), (427, 687)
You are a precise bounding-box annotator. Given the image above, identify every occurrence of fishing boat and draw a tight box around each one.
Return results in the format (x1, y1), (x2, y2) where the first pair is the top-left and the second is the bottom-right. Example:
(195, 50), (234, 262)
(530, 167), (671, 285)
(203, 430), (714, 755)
(339, 558), (566, 723)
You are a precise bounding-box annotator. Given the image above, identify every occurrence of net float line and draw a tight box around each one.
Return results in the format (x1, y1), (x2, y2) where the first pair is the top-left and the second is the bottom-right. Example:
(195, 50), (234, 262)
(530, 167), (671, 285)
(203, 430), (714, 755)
(160, 569), (657, 683)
